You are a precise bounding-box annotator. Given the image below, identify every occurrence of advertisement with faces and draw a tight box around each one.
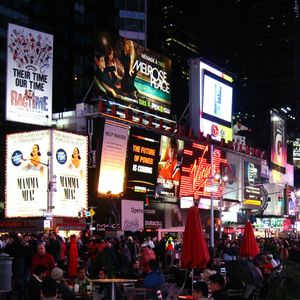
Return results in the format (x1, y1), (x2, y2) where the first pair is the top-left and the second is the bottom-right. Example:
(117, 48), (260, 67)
(6, 131), (50, 217)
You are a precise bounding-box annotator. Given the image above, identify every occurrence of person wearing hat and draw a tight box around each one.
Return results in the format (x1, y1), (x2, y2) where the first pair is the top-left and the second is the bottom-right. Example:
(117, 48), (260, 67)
(51, 267), (76, 300)
(266, 253), (279, 268)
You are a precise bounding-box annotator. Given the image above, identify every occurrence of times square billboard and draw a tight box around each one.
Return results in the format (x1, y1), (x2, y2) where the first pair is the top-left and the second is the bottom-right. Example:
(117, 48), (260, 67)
(6, 24), (53, 126)
(189, 59), (233, 142)
(5, 130), (88, 218)
(94, 33), (171, 116)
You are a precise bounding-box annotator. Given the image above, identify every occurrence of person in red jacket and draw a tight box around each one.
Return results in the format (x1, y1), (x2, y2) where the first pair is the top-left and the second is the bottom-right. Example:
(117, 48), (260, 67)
(31, 242), (55, 277)
(140, 243), (156, 275)
(67, 235), (78, 278)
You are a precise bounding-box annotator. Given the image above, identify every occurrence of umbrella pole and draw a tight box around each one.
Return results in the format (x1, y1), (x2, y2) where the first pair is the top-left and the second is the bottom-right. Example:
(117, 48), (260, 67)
(191, 268), (194, 294)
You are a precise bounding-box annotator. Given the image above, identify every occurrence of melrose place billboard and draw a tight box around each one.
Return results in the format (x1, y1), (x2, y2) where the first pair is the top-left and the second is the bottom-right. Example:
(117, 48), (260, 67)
(94, 33), (171, 116)
(6, 24), (53, 126)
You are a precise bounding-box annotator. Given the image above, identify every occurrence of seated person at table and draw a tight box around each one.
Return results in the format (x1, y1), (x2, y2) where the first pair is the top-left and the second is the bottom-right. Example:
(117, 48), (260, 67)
(143, 259), (168, 299)
(94, 267), (122, 300)
(209, 273), (229, 300)
(126, 259), (142, 280)
(192, 280), (210, 300)
(73, 266), (93, 300)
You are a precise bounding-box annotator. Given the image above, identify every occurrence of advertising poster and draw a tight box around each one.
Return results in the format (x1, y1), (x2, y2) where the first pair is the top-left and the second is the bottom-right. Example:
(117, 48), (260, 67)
(179, 142), (227, 199)
(144, 202), (165, 229)
(243, 161), (262, 206)
(98, 120), (129, 196)
(94, 33), (171, 115)
(6, 24), (53, 126)
(156, 135), (184, 201)
(124, 127), (160, 199)
(121, 199), (144, 232)
(270, 109), (286, 173)
(293, 138), (300, 169)
(6, 130), (50, 217)
(52, 130), (88, 217)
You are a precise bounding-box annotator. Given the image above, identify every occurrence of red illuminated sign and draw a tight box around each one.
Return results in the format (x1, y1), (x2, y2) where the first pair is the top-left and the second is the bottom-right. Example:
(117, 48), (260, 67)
(179, 142), (227, 199)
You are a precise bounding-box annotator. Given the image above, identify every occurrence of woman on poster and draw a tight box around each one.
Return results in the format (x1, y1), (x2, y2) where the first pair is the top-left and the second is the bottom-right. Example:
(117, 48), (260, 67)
(23, 143), (44, 176)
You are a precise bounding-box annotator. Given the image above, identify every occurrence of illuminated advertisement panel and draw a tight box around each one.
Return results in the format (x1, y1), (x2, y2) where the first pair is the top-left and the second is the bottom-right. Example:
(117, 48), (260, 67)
(121, 199), (144, 232)
(124, 127), (160, 199)
(189, 59), (233, 141)
(52, 130), (88, 217)
(6, 24), (53, 126)
(243, 161), (262, 206)
(98, 120), (129, 196)
(6, 131), (50, 217)
(144, 203), (165, 229)
(156, 135), (184, 201)
(179, 142), (227, 199)
(270, 109), (286, 173)
(293, 138), (300, 169)
(94, 33), (171, 115)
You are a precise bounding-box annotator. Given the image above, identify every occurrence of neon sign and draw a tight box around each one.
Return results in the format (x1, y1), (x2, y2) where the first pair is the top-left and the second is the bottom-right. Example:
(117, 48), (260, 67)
(179, 142), (227, 198)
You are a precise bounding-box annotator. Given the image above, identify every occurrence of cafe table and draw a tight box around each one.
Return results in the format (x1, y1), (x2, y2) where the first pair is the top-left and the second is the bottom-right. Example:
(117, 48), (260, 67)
(91, 278), (137, 300)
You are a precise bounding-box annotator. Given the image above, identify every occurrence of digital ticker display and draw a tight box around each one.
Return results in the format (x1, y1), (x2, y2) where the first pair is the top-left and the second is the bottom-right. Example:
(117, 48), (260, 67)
(124, 127), (160, 199)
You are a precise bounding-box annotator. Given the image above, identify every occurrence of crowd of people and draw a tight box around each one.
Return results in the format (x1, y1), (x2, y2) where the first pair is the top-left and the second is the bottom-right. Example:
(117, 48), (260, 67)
(0, 231), (300, 300)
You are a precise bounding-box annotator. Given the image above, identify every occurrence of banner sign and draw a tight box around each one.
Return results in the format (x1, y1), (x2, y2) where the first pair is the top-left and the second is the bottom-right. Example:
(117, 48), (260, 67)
(52, 131), (88, 217)
(144, 202), (165, 229)
(6, 23), (53, 126)
(121, 199), (144, 232)
(98, 120), (129, 196)
(6, 130), (50, 217)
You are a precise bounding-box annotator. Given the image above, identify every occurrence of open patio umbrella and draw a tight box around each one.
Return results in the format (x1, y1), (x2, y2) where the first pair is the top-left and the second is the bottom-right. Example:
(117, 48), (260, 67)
(239, 221), (259, 259)
(181, 204), (210, 269)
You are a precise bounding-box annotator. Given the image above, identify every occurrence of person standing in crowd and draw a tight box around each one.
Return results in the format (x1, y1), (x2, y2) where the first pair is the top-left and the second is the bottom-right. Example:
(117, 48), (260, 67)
(32, 242), (55, 277)
(192, 281), (210, 300)
(26, 265), (47, 300)
(209, 273), (229, 300)
(67, 234), (78, 279)
(140, 243), (156, 275)
(40, 277), (58, 300)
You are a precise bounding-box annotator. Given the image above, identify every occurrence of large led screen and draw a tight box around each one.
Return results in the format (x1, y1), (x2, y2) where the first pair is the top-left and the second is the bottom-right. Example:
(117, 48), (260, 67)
(94, 34), (171, 115)
(179, 142), (227, 199)
(6, 24), (53, 126)
(156, 135), (184, 200)
(124, 127), (160, 199)
(98, 120), (129, 196)
(52, 131), (88, 217)
(270, 109), (286, 174)
(202, 69), (233, 124)
(6, 131), (50, 217)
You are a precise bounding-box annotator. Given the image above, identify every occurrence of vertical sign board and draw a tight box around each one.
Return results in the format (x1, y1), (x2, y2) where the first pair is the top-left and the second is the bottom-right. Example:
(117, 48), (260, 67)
(270, 110), (287, 174)
(179, 141), (227, 200)
(121, 200), (144, 232)
(6, 131), (50, 217)
(243, 161), (262, 207)
(98, 120), (129, 196)
(52, 130), (88, 217)
(6, 24), (53, 126)
(156, 135), (184, 202)
(144, 202), (165, 229)
(124, 127), (160, 200)
(293, 138), (300, 169)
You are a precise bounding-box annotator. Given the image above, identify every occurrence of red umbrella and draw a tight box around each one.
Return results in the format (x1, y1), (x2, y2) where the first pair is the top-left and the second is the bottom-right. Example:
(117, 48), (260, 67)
(181, 205), (210, 269)
(239, 221), (259, 258)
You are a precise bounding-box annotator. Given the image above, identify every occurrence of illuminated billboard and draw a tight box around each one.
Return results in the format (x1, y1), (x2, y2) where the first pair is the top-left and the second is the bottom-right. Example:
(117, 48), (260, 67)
(6, 130), (88, 218)
(293, 138), (300, 169)
(94, 34), (171, 115)
(98, 120), (129, 196)
(156, 135), (184, 200)
(6, 24), (53, 126)
(189, 59), (233, 142)
(124, 127), (160, 199)
(6, 131), (50, 217)
(52, 131), (88, 217)
(243, 161), (262, 206)
(179, 142), (227, 199)
(270, 109), (286, 173)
